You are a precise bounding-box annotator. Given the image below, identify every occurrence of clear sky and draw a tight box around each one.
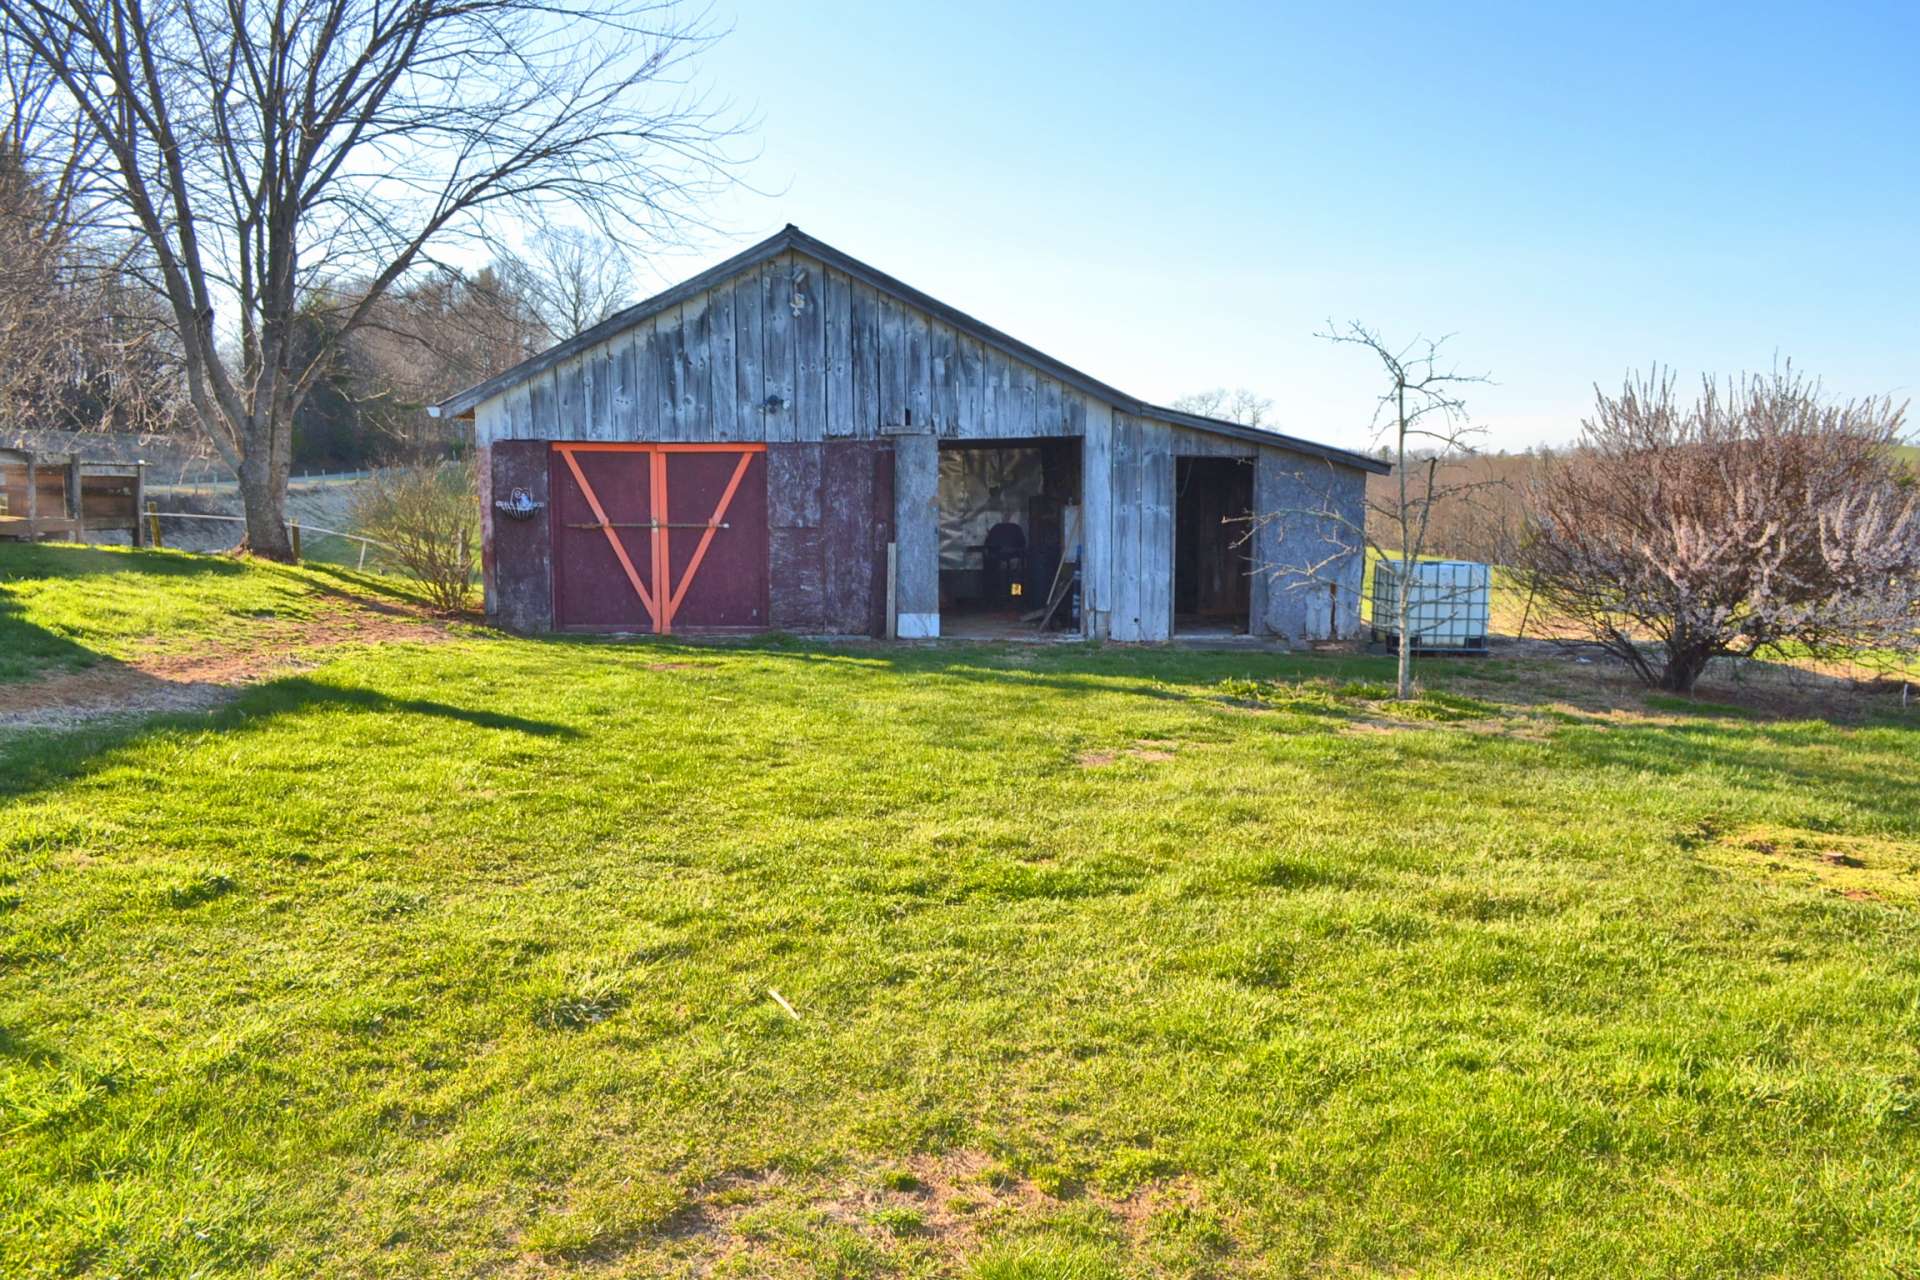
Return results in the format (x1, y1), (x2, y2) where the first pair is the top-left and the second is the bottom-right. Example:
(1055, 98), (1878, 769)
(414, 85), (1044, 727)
(630, 1), (1918, 455)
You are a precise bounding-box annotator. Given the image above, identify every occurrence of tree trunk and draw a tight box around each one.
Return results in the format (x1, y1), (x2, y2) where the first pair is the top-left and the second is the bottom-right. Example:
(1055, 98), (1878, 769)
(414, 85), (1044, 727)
(1396, 556), (1414, 699)
(1659, 641), (1713, 693)
(237, 440), (294, 560)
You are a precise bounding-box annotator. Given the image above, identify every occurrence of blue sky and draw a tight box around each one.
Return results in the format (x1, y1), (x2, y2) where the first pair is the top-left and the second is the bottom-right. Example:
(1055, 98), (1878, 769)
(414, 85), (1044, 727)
(635, 1), (1918, 454)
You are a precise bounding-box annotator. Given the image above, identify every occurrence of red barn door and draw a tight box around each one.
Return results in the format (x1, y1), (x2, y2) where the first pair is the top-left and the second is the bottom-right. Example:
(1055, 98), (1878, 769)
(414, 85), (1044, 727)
(550, 445), (656, 631)
(549, 443), (767, 633)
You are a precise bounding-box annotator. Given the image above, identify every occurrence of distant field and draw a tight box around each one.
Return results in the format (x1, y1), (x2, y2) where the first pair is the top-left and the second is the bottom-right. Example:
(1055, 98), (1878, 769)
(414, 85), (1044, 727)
(139, 475), (379, 567)
(3, 546), (1919, 1278)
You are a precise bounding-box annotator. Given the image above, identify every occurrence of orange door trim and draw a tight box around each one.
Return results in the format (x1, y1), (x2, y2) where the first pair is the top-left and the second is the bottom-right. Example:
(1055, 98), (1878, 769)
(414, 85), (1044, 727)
(550, 442), (766, 635)
(554, 444), (658, 629)
(664, 450), (757, 626)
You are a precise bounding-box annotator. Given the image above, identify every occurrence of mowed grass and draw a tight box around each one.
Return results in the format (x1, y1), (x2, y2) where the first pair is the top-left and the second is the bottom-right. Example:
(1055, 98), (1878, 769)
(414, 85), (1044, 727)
(0, 542), (429, 683)
(3, 549), (1920, 1277)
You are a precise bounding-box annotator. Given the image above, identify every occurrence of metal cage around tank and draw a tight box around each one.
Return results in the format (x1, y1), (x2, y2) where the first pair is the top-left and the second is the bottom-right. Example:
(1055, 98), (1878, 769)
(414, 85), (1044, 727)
(1370, 559), (1491, 653)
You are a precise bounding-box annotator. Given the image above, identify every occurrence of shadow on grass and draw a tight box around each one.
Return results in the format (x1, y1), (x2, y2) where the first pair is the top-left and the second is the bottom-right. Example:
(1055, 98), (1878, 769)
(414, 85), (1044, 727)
(251, 676), (579, 737)
(0, 590), (100, 685)
(509, 628), (1394, 708)
(0, 674), (577, 805)
(0, 542), (448, 686)
(1554, 716), (1920, 817)
(509, 632), (1920, 824)
(292, 561), (446, 615)
(0, 542), (251, 581)
(0, 1022), (58, 1066)
(0, 544), (259, 683)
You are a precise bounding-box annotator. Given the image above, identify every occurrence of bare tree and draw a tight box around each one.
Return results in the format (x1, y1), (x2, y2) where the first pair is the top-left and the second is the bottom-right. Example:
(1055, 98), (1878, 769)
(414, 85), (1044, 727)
(291, 264), (550, 465)
(1516, 367), (1920, 692)
(498, 227), (638, 344)
(1254, 323), (1492, 699)
(0, 34), (178, 436)
(0, 0), (742, 558)
(1171, 386), (1272, 428)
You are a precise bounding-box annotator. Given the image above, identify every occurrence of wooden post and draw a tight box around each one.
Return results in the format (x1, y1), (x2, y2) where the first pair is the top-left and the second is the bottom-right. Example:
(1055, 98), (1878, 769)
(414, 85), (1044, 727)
(66, 453), (82, 522)
(885, 541), (898, 640)
(146, 500), (163, 548)
(889, 433), (939, 638)
(132, 462), (147, 547)
(290, 520), (301, 562)
(24, 456), (37, 540)
(1516, 579), (1538, 640)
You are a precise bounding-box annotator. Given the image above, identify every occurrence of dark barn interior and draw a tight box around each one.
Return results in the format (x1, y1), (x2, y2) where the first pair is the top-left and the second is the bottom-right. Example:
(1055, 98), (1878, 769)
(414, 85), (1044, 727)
(937, 438), (1082, 637)
(1174, 455), (1254, 635)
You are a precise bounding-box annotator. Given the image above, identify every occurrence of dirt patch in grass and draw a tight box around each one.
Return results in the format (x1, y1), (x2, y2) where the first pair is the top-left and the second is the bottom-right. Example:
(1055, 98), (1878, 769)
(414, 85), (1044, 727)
(0, 605), (450, 729)
(631, 1150), (1226, 1276)
(1078, 741), (1179, 767)
(1706, 825), (1920, 907)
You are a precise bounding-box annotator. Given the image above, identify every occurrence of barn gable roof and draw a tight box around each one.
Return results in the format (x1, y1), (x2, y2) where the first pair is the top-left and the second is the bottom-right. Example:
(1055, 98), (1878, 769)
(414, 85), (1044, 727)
(434, 225), (1389, 475)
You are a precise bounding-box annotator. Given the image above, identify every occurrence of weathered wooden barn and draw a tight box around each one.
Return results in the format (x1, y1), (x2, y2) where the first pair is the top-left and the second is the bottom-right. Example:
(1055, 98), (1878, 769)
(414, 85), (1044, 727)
(434, 226), (1385, 642)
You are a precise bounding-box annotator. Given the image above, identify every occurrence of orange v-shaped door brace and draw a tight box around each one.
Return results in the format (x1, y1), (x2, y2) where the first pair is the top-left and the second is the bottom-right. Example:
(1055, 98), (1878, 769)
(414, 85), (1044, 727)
(556, 445), (657, 629)
(553, 443), (761, 635)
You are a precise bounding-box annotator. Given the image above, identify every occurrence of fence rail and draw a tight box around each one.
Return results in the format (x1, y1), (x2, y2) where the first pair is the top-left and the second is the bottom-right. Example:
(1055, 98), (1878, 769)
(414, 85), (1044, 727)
(145, 467), (377, 495)
(144, 506), (396, 569)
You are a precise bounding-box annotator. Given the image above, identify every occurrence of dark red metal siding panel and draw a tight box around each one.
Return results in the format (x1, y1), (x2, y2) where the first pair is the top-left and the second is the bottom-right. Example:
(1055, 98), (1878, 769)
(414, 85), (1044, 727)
(662, 450), (768, 630)
(759, 440), (894, 637)
(821, 440), (893, 635)
(487, 441), (553, 632)
(550, 448), (655, 631)
(766, 442), (825, 632)
(768, 442), (823, 528)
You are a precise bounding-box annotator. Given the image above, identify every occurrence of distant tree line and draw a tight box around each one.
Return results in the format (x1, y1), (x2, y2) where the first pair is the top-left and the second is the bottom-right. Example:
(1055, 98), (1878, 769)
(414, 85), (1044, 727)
(0, 107), (641, 471)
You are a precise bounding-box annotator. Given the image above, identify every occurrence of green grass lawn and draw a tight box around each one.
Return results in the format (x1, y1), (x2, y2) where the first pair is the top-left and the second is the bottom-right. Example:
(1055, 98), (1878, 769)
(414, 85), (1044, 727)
(0, 543), (431, 684)
(3, 547), (1919, 1278)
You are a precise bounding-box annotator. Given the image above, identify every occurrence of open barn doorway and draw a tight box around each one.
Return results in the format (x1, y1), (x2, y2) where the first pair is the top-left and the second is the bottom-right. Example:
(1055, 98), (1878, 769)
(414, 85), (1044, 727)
(1175, 456), (1254, 637)
(936, 438), (1082, 639)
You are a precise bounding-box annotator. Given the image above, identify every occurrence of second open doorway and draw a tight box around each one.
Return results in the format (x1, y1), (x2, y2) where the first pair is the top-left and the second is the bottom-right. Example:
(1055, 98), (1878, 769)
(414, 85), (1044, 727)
(1174, 455), (1254, 637)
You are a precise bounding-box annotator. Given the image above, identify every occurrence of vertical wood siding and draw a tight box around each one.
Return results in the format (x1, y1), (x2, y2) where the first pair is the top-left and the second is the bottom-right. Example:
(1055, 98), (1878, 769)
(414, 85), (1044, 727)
(891, 432), (940, 634)
(480, 253), (1091, 446)
(1253, 449), (1366, 641)
(1105, 413), (1178, 641)
(472, 248), (1366, 643)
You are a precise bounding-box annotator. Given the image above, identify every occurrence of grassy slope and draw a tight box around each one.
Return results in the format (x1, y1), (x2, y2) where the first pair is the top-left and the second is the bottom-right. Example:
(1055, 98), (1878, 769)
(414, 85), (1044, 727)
(0, 543), (424, 683)
(3, 548), (1919, 1278)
